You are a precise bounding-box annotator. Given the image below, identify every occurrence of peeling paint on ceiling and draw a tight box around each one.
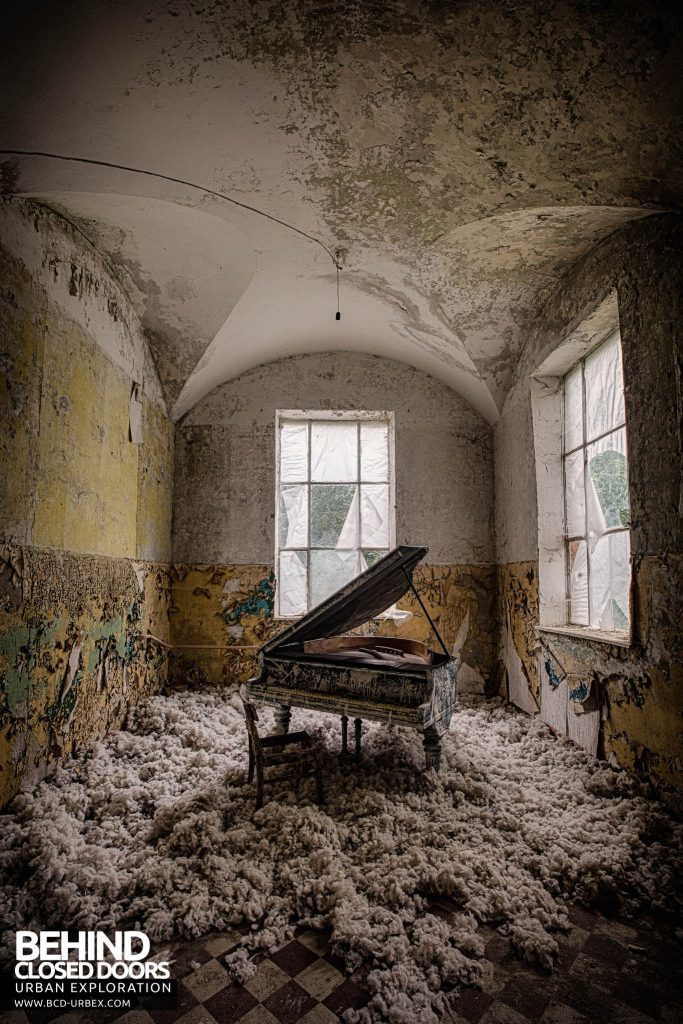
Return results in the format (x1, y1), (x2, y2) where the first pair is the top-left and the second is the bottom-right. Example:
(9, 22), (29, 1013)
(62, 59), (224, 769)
(1, 0), (680, 421)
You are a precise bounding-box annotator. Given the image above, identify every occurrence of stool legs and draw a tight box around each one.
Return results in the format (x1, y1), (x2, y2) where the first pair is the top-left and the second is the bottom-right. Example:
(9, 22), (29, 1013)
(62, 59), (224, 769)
(255, 764), (265, 811)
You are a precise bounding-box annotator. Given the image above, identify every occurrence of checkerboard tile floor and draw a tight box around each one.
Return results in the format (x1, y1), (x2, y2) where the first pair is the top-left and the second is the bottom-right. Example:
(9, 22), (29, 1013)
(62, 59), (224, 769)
(4, 904), (681, 1023)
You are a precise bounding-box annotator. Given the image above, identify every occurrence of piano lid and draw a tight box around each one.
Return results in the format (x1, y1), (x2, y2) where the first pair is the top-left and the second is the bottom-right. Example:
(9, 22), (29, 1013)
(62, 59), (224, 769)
(261, 545), (428, 654)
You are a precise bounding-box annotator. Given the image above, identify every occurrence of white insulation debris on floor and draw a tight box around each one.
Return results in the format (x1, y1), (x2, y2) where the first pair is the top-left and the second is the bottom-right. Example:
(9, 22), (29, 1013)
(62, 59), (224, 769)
(1, 691), (680, 1023)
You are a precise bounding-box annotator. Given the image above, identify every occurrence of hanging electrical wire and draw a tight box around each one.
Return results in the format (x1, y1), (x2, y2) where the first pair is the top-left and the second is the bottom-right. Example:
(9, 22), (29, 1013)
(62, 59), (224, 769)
(0, 148), (348, 318)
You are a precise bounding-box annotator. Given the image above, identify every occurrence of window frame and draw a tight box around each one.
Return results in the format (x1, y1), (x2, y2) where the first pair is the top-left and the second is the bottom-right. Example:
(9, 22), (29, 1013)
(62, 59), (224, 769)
(274, 409), (396, 619)
(531, 290), (634, 647)
(562, 331), (631, 632)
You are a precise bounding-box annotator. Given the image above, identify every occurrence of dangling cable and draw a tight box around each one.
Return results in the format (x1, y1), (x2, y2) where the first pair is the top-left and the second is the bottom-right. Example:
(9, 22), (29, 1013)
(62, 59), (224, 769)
(336, 262), (341, 321)
(334, 247), (347, 321)
(0, 148), (343, 266)
(0, 148), (353, 322)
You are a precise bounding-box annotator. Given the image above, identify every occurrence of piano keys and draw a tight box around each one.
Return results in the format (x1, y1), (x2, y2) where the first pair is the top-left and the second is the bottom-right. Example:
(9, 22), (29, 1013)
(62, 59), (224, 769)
(247, 545), (458, 770)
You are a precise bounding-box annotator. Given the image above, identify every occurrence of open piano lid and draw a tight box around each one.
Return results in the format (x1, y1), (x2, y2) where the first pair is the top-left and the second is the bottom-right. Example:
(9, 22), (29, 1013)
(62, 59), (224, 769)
(262, 545), (428, 655)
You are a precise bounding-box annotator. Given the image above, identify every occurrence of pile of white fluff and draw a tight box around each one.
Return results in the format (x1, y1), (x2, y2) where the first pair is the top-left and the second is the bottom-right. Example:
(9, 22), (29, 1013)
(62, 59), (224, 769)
(1, 691), (681, 1023)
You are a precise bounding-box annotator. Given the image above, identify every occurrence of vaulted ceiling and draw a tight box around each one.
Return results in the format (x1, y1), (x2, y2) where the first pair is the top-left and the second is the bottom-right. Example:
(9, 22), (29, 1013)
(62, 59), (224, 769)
(1, 0), (681, 422)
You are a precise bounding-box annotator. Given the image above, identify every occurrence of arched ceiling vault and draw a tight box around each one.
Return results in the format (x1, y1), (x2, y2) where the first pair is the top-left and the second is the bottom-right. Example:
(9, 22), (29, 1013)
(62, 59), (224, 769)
(1, 0), (681, 423)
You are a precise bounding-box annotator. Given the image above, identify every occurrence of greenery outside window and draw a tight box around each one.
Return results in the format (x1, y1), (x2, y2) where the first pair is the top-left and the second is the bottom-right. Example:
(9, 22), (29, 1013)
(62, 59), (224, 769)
(563, 331), (631, 632)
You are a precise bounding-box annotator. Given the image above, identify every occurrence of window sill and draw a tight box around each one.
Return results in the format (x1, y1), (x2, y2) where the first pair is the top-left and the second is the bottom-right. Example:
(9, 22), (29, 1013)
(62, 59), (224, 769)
(537, 625), (633, 649)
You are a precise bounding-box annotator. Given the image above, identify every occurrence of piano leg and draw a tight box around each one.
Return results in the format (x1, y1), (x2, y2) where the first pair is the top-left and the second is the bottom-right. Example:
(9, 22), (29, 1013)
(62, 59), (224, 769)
(340, 714), (349, 755)
(274, 704), (291, 735)
(354, 718), (362, 761)
(423, 727), (442, 771)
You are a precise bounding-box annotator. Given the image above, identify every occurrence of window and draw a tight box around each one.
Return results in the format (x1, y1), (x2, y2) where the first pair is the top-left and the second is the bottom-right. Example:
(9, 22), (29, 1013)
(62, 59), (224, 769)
(563, 331), (631, 632)
(275, 411), (395, 617)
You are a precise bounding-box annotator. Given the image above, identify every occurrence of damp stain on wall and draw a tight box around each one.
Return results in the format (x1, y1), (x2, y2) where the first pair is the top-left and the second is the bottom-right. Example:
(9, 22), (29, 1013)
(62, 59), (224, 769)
(32, 314), (139, 557)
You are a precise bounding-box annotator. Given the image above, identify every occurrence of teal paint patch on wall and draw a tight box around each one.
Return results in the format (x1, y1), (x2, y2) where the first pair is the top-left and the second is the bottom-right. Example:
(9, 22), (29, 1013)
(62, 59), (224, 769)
(0, 624), (34, 713)
(223, 573), (275, 625)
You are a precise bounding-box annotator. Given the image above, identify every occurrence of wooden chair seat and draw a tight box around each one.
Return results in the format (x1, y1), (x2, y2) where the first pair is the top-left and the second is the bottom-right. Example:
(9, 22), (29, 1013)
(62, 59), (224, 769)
(239, 685), (324, 810)
(260, 730), (311, 748)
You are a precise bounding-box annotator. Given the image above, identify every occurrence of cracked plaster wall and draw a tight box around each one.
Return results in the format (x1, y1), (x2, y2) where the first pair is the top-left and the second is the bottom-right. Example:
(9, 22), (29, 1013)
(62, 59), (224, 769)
(0, 198), (174, 807)
(174, 351), (494, 565)
(494, 214), (683, 794)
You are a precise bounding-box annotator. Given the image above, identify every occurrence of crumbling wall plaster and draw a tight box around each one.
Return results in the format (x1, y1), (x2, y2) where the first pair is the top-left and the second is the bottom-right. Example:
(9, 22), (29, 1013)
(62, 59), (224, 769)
(497, 562), (540, 711)
(173, 351), (495, 566)
(168, 561), (498, 696)
(495, 214), (683, 793)
(0, 546), (170, 808)
(0, 198), (174, 807)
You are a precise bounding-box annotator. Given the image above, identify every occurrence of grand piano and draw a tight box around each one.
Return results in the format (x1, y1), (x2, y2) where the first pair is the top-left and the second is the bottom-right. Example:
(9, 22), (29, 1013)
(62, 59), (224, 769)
(247, 545), (458, 770)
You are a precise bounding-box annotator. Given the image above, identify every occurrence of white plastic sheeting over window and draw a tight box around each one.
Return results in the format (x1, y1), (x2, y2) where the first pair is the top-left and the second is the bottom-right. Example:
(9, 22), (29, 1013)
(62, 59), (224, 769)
(279, 422), (308, 482)
(563, 332), (631, 633)
(311, 422), (358, 481)
(276, 413), (395, 615)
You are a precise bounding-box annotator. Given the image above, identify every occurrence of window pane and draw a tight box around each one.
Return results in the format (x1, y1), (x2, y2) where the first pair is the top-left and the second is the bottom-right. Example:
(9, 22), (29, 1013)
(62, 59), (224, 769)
(585, 333), (625, 441)
(360, 422), (389, 481)
(310, 484), (358, 547)
(587, 428), (629, 531)
(564, 450), (585, 538)
(311, 422), (357, 481)
(278, 550), (308, 616)
(361, 549), (388, 571)
(278, 484), (308, 548)
(280, 422), (308, 481)
(360, 484), (390, 547)
(310, 549), (358, 606)
(589, 531), (630, 632)
(564, 364), (583, 452)
(568, 539), (589, 625)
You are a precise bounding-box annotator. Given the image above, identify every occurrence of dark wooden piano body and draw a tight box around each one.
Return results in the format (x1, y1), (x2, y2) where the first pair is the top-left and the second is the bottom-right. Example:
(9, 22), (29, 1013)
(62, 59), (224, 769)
(248, 546), (458, 769)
